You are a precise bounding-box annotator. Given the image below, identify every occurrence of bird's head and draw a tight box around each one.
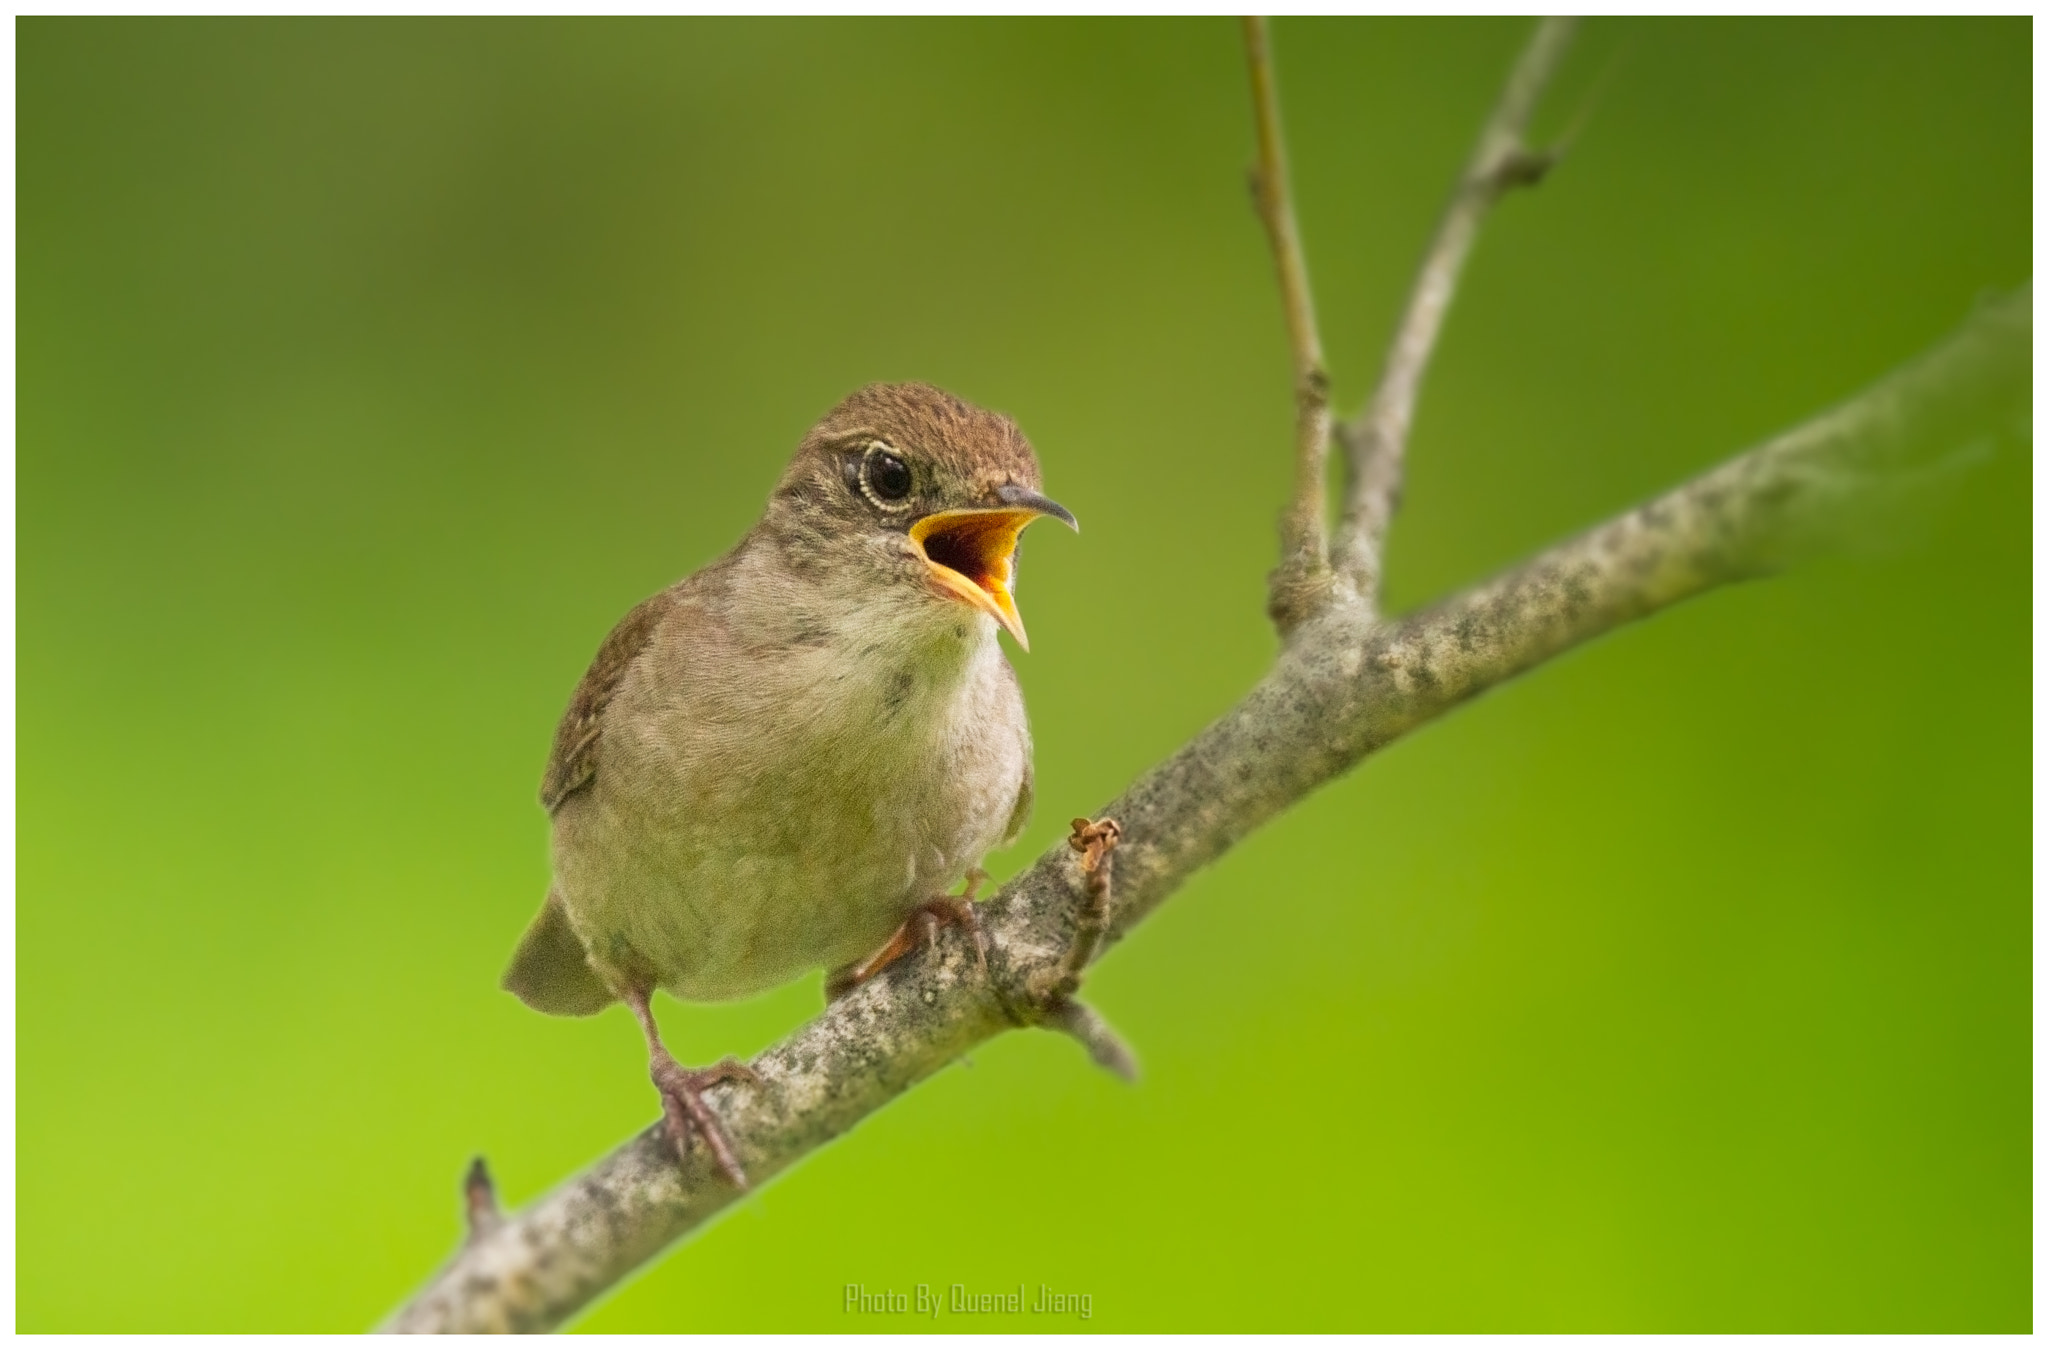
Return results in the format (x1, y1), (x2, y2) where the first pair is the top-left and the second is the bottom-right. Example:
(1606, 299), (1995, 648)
(766, 382), (1076, 650)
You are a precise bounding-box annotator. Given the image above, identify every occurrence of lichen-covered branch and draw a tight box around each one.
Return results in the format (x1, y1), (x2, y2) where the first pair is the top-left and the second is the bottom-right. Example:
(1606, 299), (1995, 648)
(1243, 14), (1337, 634)
(1332, 16), (1578, 607)
(380, 287), (2028, 1335)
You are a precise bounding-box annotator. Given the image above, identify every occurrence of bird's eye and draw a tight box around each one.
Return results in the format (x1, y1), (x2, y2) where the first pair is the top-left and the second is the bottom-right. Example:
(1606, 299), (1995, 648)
(862, 446), (913, 504)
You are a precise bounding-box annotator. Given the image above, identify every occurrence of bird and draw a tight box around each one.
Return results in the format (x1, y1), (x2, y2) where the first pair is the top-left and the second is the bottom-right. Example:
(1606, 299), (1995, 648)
(501, 381), (1076, 1189)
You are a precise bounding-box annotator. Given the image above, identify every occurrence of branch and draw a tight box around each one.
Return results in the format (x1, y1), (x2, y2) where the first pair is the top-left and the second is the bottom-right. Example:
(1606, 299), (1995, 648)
(380, 287), (2028, 1334)
(1243, 14), (1337, 634)
(1332, 16), (1578, 609)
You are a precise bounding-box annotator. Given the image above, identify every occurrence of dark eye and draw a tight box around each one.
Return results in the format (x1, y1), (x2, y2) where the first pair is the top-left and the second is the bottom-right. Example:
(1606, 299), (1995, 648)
(865, 448), (912, 502)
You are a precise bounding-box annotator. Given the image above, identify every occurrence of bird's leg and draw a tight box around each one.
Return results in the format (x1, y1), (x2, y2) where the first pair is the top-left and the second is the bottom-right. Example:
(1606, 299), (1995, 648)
(825, 869), (992, 1000)
(620, 983), (758, 1189)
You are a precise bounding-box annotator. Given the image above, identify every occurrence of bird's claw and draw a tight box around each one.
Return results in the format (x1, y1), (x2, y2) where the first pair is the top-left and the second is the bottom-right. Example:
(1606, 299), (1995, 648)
(650, 1055), (757, 1189)
(919, 889), (990, 976)
(827, 873), (991, 1000)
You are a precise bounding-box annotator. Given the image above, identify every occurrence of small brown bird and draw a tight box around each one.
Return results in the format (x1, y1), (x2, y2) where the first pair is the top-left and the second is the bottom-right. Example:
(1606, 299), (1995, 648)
(502, 382), (1075, 1187)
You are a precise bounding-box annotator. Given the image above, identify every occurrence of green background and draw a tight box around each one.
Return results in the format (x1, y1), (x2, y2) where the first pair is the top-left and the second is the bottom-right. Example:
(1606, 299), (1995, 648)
(18, 17), (2030, 1332)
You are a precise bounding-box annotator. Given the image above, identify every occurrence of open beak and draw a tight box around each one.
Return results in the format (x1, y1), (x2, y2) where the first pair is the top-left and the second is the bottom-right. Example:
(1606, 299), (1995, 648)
(907, 486), (1077, 650)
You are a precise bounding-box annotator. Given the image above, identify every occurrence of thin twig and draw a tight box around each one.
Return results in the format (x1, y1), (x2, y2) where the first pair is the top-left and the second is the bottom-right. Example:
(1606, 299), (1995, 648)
(380, 287), (2028, 1333)
(1040, 997), (1140, 1083)
(1244, 15), (1336, 635)
(1331, 17), (1579, 607)
(463, 1157), (502, 1245)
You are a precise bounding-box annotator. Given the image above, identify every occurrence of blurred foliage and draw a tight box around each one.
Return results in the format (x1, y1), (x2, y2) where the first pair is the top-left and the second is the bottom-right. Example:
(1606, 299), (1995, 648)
(18, 17), (2029, 1331)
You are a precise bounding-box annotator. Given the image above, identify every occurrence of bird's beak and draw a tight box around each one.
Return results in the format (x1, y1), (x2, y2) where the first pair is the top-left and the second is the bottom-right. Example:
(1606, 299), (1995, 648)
(908, 486), (1077, 651)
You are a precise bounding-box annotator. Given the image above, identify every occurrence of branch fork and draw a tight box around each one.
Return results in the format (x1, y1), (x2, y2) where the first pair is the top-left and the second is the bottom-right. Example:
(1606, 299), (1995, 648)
(1247, 16), (1581, 626)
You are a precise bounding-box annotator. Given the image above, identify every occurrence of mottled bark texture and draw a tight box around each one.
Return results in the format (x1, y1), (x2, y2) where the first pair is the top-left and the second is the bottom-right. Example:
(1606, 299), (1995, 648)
(382, 287), (2028, 1334)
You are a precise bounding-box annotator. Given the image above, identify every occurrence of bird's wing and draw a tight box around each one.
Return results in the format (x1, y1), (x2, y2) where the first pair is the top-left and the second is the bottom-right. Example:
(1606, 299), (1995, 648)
(539, 588), (676, 812)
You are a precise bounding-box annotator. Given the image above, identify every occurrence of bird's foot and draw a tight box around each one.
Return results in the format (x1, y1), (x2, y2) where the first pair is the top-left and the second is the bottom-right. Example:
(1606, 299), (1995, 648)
(649, 1051), (759, 1189)
(827, 871), (991, 1000)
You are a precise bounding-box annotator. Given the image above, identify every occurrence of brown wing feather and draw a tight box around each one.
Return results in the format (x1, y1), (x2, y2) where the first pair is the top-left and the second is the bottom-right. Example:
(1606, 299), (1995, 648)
(539, 589), (675, 812)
